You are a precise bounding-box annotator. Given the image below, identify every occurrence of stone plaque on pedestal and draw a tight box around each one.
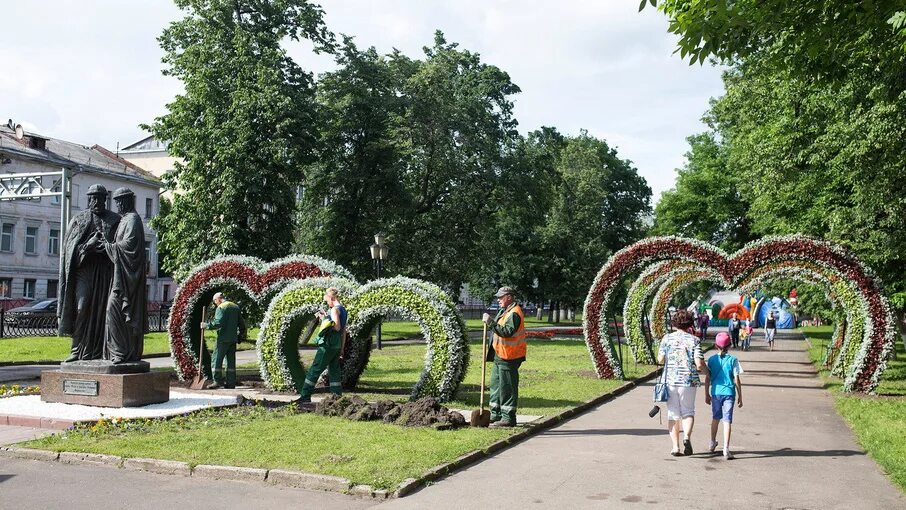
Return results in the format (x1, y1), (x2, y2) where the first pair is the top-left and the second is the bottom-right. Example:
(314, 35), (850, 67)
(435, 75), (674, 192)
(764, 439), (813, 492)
(42, 370), (170, 408)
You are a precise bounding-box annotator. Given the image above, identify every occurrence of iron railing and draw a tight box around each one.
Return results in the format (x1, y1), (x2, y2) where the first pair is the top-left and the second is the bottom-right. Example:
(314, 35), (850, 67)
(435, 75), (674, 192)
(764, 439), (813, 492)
(0, 302), (171, 338)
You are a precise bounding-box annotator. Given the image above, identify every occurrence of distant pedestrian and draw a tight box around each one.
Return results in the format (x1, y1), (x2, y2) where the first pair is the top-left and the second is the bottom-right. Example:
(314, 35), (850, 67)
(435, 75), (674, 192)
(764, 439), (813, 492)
(741, 318), (753, 351)
(764, 312), (777, 351)
(727, 313), (741, 349)
(705, 332), (743, 459)
(201, 292), (242, 389)
(697, 313), (710, 342)
(657, 309), (705, 457)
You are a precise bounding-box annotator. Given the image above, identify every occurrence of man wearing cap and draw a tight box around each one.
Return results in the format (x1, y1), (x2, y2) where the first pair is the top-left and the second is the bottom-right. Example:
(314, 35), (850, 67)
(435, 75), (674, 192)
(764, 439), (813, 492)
(59, 184), (121, 361)
(202, 292), (242, 389)
(102, 188), (147, 363)
(482, 286), (527, 427)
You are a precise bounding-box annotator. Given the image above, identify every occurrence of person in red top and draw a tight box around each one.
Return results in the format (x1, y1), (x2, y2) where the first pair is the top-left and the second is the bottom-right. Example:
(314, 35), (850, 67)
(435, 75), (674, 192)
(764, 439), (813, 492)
(482, 286), (526, 427)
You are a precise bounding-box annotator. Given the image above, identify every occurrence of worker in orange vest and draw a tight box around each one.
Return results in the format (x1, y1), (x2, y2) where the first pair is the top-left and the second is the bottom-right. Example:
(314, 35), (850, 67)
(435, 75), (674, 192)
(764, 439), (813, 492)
(482, 286), (527, 427)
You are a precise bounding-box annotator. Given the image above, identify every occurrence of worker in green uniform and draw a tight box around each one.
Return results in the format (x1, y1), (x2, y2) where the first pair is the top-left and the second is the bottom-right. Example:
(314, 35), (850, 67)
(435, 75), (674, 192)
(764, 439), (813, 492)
(298, 287), (347, 403)
(201, 292), (242, 389)
(482, 286), (527, 427)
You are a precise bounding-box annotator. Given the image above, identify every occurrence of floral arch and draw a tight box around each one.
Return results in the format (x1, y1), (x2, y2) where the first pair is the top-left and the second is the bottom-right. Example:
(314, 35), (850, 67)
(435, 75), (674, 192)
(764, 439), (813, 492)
(583, 236), (896, 393)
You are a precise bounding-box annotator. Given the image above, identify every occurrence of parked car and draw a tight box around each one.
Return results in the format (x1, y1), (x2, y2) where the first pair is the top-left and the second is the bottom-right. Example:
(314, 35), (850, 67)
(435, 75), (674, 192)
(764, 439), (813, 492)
(4, 299), (58, 328)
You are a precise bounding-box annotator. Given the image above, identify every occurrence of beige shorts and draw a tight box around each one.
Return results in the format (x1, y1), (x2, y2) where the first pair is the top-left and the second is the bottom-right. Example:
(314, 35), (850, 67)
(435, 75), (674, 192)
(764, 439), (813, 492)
(666, 385), (697, 420)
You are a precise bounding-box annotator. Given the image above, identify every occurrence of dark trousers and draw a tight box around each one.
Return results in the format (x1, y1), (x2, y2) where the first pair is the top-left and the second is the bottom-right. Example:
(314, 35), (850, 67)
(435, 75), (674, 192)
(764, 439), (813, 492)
(300, 343), (342, 398)
(730, 329), (740, 348)
(212, 341), (236, 386)
(490, 357), (522, 424)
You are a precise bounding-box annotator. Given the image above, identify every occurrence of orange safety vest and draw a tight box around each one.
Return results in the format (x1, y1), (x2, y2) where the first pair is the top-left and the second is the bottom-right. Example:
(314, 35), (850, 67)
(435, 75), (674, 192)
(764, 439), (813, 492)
(493, 304), (527, 360)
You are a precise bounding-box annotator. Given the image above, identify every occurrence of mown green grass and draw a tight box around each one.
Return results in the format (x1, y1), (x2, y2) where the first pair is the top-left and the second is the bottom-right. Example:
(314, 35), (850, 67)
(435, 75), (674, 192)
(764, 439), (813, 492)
(24, 336), (651, 488)
(0, 331), (256, 363)
(24, 405), (511, 489)
(801, 325), (906, 493)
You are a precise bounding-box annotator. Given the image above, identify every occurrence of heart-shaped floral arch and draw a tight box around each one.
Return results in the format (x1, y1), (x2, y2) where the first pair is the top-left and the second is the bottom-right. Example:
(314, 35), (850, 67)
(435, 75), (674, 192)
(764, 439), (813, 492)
(167, 255), (356, 381)
(584, 236), (896, 393)
(257, 276), (469, 402)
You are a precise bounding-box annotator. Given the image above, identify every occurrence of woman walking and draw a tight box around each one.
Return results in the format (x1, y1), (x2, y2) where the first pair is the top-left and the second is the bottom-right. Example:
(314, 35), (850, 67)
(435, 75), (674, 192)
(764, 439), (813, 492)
(658, 309), (706, 456)
(764, 311), (777, 351)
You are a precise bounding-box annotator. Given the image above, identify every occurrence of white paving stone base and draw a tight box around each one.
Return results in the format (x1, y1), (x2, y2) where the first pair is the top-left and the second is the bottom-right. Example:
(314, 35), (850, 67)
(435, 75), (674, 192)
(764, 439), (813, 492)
(0, 391), (239, 421)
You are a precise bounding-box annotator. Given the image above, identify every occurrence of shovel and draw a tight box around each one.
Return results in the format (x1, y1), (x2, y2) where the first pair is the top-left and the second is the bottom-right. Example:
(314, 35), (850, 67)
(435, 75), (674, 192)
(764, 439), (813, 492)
(190, 306), (209, 390)
(470, 322), (492, 427)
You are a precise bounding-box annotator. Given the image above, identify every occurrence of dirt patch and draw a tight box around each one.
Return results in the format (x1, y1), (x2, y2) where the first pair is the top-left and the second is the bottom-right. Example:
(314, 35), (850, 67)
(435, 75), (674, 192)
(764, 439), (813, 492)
(314, 395), (467, 429)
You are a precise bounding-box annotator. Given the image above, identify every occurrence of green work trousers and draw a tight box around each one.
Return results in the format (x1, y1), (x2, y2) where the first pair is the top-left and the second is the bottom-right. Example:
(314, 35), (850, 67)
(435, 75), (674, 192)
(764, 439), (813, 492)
(212, 341), (237, 386)
(490, 357), (523, 424)
(300, 343), (343, 398)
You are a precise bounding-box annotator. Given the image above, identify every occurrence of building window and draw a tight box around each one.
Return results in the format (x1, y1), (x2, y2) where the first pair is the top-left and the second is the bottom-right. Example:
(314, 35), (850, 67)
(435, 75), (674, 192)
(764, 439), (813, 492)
(47, 279), (58, 299)
(145, 240), (151, 275)
(49, 228), (60, 255)
(71, 184), (80, 209)
(24, 279), (36, 299)
(145, 197), (154, 219)
(163, 284), (171, 303)
(25, 226), (38, 254)
(0, 278), (10, 298)
(51, 182), (61, 205)
(1, 223), (13, 252)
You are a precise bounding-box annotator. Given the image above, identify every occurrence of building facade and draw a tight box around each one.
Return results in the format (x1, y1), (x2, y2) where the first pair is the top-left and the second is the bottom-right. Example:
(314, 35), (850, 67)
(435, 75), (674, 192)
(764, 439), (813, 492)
(0, 121), (174, 303)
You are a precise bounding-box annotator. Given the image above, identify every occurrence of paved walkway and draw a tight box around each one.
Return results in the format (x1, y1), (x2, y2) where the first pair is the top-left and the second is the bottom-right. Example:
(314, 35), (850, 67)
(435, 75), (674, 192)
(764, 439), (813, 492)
(0, 456), (372, 510)
(374, 333), (905, 510)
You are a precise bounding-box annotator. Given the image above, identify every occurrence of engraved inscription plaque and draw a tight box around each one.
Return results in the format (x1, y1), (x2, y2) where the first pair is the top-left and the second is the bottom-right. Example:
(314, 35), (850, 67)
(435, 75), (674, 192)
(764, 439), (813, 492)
(63, 379), (99, 396)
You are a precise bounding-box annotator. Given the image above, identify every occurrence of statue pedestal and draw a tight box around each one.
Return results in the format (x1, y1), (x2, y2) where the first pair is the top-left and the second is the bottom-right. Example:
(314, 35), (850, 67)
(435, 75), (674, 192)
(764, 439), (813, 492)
(41, 362), (169, 408)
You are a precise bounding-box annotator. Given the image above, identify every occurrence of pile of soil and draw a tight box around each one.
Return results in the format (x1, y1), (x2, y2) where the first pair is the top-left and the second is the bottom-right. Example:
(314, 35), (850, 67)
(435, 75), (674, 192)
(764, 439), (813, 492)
(314, 395), (467, 429)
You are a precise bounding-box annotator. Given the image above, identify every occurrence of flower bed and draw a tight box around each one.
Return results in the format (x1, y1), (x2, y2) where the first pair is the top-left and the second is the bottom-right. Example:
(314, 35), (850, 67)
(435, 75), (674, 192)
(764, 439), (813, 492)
(167, 255), (355, 381)
(583, 235), (896, 392)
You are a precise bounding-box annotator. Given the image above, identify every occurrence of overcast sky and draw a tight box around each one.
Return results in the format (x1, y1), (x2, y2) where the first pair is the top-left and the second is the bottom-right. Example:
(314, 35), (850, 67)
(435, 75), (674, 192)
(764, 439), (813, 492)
(2, 0), (724, 201)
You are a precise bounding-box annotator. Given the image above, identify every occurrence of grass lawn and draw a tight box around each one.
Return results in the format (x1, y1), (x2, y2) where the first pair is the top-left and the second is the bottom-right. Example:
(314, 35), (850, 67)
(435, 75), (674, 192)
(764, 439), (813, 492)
(801, 325), (906, 492)
(23, 337), (652, 488)
(0, 331), (257, 364)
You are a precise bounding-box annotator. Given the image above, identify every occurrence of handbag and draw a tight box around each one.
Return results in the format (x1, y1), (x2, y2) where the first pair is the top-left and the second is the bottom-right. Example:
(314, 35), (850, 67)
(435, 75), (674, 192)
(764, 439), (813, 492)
(653, 361), (669, 402)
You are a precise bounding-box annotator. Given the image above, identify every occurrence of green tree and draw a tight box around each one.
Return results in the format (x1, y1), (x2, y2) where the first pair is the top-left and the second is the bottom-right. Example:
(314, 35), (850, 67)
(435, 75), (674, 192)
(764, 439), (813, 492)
(539, 131), (652, 310)
(297, 38), (405, 279)
(644, 0), (906, 95)
(652, 132), (752, 251)
(389, 31), (522, 294)
(150, 0), (332, 278)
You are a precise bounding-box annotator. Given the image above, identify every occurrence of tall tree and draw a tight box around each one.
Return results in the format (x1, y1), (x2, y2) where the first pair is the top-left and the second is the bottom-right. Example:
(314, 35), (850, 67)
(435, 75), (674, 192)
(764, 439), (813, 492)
(297, 38), (405, 279)
(652, 132), (752, 251)
(150, 0), (332, 278)
(389, 31), (521, 294)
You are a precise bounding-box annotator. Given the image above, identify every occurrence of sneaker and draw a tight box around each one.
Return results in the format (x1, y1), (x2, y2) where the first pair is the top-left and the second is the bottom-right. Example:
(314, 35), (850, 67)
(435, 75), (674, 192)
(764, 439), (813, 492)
(708, 440), (718, 453)
(723, 448), (734, 460)
(670, 450), (683, 457)
(489, 420), (515, 428)
(683, 439), (693, 456)
(224, 385), (236, 389)
(296, 396), (311, 403)
(207, 383), (222, 390)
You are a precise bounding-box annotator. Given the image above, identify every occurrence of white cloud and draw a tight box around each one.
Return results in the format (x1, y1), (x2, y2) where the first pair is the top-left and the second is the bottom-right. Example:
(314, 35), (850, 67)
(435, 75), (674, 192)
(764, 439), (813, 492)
(2, 1), (724, 200)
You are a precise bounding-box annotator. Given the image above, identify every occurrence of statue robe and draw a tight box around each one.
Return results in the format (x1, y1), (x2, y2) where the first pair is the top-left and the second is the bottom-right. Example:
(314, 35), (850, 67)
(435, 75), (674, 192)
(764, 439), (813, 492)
(103, 211), (147, 364)
(58, 208), (120, 360)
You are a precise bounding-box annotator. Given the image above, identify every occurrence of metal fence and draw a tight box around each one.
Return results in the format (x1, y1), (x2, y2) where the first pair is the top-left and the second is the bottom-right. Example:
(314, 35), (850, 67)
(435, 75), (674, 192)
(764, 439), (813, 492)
(0, 302), (170, 339)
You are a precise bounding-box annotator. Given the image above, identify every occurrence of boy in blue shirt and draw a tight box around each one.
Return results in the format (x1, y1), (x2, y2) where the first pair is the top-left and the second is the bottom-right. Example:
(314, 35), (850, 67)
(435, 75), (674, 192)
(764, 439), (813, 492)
(705, 332), (743, 459)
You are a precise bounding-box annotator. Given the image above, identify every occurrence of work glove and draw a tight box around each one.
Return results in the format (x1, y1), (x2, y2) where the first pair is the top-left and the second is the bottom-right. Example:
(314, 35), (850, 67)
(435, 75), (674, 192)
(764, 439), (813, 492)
(482, 313), (492, 324)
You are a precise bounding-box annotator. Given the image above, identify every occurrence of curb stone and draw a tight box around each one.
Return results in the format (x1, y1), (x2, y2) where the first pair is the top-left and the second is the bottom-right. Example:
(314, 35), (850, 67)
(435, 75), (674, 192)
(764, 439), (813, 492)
(193, 464), (267, 482)
(0, 446), (59, 461)
(123, 457), (191, 476)
(396, 478), (421, 498)
(266, 469), (350, 492)
(59, 451), (122, 467)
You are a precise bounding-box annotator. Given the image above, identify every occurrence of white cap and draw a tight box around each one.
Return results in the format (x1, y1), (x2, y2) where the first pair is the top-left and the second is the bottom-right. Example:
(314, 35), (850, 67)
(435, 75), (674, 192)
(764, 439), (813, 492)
(213, 292), (224, 300)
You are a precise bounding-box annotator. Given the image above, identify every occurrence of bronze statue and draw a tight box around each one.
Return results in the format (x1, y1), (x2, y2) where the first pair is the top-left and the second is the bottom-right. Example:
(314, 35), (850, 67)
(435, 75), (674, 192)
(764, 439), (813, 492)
(59, 184), (120, 362)
(103, 187), (148, 364)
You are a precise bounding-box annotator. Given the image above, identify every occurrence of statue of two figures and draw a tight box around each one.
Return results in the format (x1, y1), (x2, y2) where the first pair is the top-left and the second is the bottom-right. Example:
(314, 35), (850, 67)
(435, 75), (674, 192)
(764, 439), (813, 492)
(57, 184), (148, 373)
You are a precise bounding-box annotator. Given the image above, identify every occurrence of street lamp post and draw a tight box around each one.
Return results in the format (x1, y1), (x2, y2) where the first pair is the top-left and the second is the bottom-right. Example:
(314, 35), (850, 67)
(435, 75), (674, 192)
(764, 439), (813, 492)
(369, 233), (389, 350)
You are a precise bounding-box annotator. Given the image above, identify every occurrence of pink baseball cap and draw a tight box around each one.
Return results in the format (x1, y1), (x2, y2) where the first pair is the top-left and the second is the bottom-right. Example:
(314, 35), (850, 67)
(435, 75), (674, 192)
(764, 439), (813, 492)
(715, 332), (731, 349)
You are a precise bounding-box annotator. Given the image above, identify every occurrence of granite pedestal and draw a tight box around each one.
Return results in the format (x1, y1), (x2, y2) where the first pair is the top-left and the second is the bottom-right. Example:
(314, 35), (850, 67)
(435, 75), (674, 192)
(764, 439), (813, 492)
(41, 361), (169, 408)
